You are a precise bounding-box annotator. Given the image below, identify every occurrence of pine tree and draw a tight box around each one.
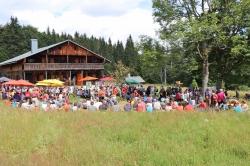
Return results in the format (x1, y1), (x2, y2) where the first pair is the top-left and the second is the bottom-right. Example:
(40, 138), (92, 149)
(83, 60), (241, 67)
(0, 17), (27, 60)
(124, 35), (138, 67)
(106, 38), (114, 62)
(113, 41), (125, 63)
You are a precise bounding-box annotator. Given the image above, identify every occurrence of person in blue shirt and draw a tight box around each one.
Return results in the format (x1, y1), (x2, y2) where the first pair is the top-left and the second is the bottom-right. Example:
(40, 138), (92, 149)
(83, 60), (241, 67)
(219, 101), (229, 111)
(146, 102), (153, 112)
(13, 92), (21, 102)
(234, 102), (243, 112)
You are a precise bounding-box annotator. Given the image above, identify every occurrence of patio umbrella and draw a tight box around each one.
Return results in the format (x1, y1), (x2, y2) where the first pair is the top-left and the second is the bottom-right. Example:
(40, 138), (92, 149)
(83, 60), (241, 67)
(36, 82), (50, 86)
(100, 76), (114, 81)
(3, 80), (18, 86)
(0, 77), (10, 83)
(38, 79), (64, 84)
(3, 80), (34, 86)
(80, 76), (98, 82)
(16, 80), (34, 86)
(36, 82), (64, 87)
(37, 79), (64, 87)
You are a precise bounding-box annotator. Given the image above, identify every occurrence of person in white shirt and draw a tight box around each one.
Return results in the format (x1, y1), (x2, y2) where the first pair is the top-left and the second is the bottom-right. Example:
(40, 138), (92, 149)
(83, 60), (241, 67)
(153, 99), (161, 110)
(72, 103), (78, 111)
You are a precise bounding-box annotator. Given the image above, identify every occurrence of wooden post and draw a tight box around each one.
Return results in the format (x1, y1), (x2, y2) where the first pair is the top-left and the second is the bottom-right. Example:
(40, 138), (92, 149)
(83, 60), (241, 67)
(81, 70), (83, 86)
(86, 55), (87, 63)
(46, 54), (48, 63)
(23, 71), (26, 80)
(101, 70), (104, 77)
(67, 56), (69, 63)
(69, 70), (71, 85)
(32, 71), (35, 83)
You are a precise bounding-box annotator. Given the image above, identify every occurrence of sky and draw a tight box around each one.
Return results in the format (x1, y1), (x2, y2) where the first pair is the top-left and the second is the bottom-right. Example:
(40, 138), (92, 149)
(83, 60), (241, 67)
(0, 0), (159, 43)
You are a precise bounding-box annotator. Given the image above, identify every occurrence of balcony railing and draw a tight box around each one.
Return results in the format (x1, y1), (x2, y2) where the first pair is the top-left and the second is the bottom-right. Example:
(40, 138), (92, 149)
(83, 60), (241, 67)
(24, 63), (104, 71)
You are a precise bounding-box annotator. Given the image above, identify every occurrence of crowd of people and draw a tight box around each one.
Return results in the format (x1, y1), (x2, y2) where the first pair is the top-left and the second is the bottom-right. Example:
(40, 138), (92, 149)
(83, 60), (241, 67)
(121, 86), (249, 112)
(0, 84), (249, 112)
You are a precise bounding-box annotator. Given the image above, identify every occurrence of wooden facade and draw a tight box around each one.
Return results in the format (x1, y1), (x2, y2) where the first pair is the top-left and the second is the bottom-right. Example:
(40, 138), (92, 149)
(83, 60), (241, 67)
(0, 40), (110, 85)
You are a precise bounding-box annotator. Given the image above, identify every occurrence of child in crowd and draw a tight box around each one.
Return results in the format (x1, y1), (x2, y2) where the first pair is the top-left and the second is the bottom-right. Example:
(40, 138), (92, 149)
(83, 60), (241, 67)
(136, 99), (146, 112)
(199, 100), (207, 110)
(241, 101), (248, 112)
(234, 102), (243, 112)
(146, 102), (153, 112)
(124, 100), (132, 112)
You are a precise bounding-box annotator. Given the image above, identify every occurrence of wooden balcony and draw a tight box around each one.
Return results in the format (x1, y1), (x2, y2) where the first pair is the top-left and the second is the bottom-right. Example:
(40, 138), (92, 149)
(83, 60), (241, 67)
(24, 63), (104, 71)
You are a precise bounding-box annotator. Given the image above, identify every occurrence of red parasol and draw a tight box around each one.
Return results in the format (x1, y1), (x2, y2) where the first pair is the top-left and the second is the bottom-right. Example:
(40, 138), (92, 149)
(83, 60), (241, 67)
(99, 76), (114, 81)
(3, 80), (18, 86)
(17, 80), (34, 86)
(80, 76), (98, 82)
(3, 80), (34, 86)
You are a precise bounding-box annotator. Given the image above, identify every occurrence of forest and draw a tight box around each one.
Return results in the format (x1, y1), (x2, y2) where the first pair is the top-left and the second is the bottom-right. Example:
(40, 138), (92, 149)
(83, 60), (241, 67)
(0, 14), (249, 89)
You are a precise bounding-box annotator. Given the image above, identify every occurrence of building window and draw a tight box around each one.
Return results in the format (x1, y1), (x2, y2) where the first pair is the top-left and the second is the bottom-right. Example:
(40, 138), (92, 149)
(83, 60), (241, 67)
(27, 58), (35, 63)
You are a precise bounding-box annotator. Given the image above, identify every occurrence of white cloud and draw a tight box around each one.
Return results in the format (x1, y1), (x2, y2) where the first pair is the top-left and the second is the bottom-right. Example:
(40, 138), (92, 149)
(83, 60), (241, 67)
(5, 0), (146, 16)
(0, 0), (158, 43)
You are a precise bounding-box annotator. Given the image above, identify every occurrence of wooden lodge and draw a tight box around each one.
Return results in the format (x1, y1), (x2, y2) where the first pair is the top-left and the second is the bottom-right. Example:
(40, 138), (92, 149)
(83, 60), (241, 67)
(0, 39), (111, 85)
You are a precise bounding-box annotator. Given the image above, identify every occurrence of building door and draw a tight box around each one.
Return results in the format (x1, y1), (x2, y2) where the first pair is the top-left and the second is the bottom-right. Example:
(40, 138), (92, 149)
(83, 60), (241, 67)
(71, 71), (77, 86)
(25, 72), (33, 83)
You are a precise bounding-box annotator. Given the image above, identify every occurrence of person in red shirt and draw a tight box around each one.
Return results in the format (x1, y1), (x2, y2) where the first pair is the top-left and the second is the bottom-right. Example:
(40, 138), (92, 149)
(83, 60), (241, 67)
(211, 91), (218, 107)
(43, 93), (49, 101)
(122, 86), (127, 97)
(112, 87), (118, 96)
(134, 89), (140, 97)
(98, 87), (106, 101)
(176, 103), (183, 111)
(199, 100), (207, 110)
(176, 92), (182, 101)
(136, 99), (146, 112)
(25, 89), (31, 99)
(217, 89), (225, 105)
(184, 103), (194, 112)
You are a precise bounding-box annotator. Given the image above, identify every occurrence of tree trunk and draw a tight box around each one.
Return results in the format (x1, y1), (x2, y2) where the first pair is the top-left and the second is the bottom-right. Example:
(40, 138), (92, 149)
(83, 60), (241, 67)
(160, 68), (163, 83)
(202, 58), (209, 98)
(164, 66), (167, 84)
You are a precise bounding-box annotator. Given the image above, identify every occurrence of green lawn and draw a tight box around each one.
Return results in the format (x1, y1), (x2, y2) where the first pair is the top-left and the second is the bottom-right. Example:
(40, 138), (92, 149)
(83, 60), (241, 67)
(0, 102), (249, 165)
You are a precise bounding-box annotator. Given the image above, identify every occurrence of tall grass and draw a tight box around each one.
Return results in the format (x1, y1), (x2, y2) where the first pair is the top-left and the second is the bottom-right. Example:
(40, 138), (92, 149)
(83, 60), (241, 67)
(0, 102), (249, 165)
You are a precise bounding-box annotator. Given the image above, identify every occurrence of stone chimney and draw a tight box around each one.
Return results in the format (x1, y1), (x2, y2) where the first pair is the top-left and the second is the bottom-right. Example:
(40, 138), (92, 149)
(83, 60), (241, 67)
(31, 39), (38, 53)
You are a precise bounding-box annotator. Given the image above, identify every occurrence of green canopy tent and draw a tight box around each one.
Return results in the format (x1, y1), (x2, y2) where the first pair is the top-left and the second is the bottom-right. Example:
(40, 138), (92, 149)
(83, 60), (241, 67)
(125, 78), (139, 84)
(125, 75), (145, 85)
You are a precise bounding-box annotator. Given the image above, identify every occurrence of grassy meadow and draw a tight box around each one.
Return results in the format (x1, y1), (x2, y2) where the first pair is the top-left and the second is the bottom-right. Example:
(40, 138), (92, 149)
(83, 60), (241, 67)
(0, 101), (249, 166)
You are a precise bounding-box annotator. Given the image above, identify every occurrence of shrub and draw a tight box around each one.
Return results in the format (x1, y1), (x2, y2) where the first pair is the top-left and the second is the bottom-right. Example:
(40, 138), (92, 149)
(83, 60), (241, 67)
(191, 79), (198, 89)
(238, 85), (250, 91)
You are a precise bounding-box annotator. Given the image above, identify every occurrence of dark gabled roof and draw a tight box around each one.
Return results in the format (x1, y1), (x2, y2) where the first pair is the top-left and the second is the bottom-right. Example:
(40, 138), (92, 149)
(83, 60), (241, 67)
(0, 40), (111, 66)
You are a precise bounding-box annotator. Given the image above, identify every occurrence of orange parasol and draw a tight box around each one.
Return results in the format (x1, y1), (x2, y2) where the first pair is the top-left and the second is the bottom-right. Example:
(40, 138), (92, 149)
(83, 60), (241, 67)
(3, 80), (34, 86)
(99, 76), (114, 81)
(3, 80), (18, 86)
(80, 76), (98, 82)
(17, 80), (34, 86)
